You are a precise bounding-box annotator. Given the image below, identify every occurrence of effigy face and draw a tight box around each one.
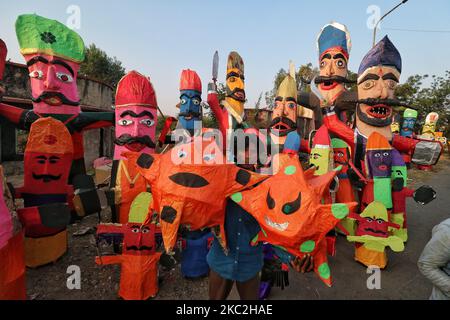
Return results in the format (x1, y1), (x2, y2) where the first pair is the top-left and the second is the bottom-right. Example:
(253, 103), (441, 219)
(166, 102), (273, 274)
(122, 223), (156, 255)
(401, 117), (415, 136)
(25, 53), (81, 115)
(225, 51), (245, 117)
(179, 89), (202, 131)
(366, 149), (392, 178)
(353, 202), (394, 238)
(356, 66), (398, 128)
(23, 117), (73, 194)
(422, 112), (439, 136)
(16, 14), (85, 115)
(114, 105), (157, 155)
(318, 48), (348, 93)
(270, 75), (298, 139)
(332, 138), (350, 174)
(114, 71), (158, 159)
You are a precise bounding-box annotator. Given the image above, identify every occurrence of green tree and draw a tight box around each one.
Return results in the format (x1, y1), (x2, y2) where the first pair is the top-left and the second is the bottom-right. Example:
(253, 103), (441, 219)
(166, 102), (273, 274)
(395, 72), (450, 134)
(79, 44), (126, 89)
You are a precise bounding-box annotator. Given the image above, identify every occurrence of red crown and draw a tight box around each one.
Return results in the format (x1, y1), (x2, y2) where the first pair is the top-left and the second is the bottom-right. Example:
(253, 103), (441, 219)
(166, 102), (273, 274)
(313, 125), (331, 147)
(180, 69), (202, 92)
(115, 71), (157, 108)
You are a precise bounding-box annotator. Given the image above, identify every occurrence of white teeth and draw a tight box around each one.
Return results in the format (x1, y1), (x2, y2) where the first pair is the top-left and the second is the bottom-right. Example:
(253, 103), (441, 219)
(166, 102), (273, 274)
(264, 215), (289, 231)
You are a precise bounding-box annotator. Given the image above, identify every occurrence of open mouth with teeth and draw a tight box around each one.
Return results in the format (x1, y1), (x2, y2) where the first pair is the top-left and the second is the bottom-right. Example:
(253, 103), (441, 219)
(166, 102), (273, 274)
(264, 215), (289, 231)
(366, 104), (392, 119)
(233, 91), (245, 100)
(319, 80), (339, 90)
(272, 122), (291, 132)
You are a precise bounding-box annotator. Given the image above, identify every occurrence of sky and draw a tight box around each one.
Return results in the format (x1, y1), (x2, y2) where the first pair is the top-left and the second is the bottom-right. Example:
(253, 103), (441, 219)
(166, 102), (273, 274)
(1, 0), (449, 116)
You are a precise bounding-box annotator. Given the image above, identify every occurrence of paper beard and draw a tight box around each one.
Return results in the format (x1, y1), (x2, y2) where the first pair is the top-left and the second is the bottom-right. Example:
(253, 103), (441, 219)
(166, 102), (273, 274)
(127, 136), (267, 253)
(231, 154), (357, 286)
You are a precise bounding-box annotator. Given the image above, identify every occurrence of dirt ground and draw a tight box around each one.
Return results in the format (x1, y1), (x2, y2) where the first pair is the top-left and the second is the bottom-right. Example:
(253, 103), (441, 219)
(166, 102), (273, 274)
(15, 153), (450, 300)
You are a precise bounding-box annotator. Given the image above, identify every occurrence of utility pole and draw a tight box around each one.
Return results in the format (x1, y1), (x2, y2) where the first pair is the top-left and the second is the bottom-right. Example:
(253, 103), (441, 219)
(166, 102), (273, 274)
(373, 0), (409, 47)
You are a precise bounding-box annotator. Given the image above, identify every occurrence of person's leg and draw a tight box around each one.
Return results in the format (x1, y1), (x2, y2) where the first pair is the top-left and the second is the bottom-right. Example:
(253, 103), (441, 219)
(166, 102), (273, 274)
(209, 269), (234, 300)
(236, 274), (259, 300)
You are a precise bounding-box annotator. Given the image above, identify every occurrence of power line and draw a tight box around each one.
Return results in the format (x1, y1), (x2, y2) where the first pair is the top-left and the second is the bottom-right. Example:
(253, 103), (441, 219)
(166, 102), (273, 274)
(384, 27), (450, 33)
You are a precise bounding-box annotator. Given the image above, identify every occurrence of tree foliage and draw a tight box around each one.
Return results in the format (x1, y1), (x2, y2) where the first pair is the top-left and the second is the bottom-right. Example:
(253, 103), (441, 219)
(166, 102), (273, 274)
(79, 44), (126, 89)
(395, 72), (450, 134)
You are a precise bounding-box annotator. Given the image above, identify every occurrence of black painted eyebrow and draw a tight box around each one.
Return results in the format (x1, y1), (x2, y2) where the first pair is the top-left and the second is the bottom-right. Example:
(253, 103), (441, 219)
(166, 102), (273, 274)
(274, 96), (283, 102)
(27, 56), (49, 67)
(359, 73), (380, 84)
(26, 56), (74, 77)
(226, 71), (245, 80)
(180, 93), (201, 100)
(120, 110), (154, 119)
(382, 72), (399, 82)
(35, 155), (47, 160)
(286, 97), (296, 103)
(333, 53), (346, 60)
(321, 53), (332, 60)
(52, 59), (75, 77)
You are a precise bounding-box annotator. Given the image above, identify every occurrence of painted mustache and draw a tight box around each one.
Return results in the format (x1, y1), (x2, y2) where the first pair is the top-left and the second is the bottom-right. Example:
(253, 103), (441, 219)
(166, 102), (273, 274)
(32, 173), (62, 182)
(179, 111), (202, 119)
(364, 227), (387, 235)
(302, 76), (356, 84)
(270, 117), (297, 136)
(114, 134), (156, 149)
(345, 98), (411, 108)
(227, 88), (246, 102)
(32, 91), (80, 106)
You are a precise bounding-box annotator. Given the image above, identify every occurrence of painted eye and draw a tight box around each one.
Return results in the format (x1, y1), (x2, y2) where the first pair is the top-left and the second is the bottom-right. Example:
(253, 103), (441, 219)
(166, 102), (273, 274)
(386, 80), (397, 89)
(131, 227), (140, 233)
(383, 152), (389, 157)
(337, 152), (344, 157)
(118, 119), (133, 126)
(203, 153), (216, 162)
(49, 159), (59, 164)
(140, 119), (155, 127)
(288, 103), (296, 109)
(56, 72), (73, 83)
(37, 159), (45, 164)
(266, 189), (275, 210)
(374, 153), (381, 158)
(376, 219), (384, 224)
(282, 192), (301, 215)
(29, 70), (44, 79)
(229, 77), (236, 83)
(141, 227), (150, 234)
(362, 80), (375, 90)
(180, 98), (187, 105)
(366, 217), (373, 223)
(178, 149), (187, 158)
(320, 61), (326, 68)
(336, 60), (346, 68)
(193, 99), (201, 106)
